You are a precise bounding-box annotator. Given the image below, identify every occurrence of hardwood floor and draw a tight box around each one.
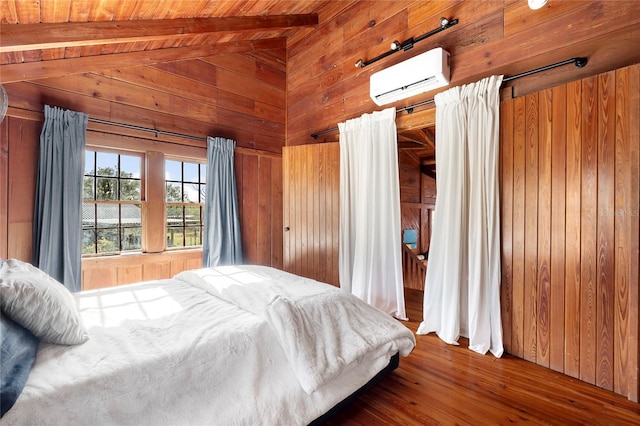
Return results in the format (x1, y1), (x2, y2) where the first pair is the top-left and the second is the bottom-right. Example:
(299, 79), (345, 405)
(323, 289), (640, 425)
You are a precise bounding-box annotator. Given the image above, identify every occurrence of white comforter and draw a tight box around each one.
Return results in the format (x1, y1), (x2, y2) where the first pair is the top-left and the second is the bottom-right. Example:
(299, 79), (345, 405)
(1, 265), (415, 426)
(175, 265), (416, 394)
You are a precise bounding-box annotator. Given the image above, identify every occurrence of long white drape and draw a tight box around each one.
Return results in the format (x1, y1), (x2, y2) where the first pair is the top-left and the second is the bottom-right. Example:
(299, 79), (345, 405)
(417, 76), (504, 357)
(338, 107), (406, 320)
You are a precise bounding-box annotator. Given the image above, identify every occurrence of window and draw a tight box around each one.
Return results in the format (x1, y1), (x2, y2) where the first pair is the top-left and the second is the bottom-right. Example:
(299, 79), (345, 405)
(165, 159), (207, 249)
(83, 150), (143, 255)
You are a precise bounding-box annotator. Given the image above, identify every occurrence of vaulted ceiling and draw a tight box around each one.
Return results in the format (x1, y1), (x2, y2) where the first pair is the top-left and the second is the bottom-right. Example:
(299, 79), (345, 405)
(0, 0), (329, 77)
(3, 0), (640, 165)
(1, 0), (438, 159)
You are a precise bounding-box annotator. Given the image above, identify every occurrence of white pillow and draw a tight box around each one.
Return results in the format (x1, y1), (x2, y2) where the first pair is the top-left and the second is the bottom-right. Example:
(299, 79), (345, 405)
(0, 259), (89, 345)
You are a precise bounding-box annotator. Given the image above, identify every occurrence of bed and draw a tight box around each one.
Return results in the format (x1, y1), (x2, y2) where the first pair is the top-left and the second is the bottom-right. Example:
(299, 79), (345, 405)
(0, 260), (415, 425)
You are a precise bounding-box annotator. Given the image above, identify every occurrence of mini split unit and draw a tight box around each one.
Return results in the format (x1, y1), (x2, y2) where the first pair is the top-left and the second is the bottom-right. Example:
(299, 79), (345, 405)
(369, 47), (450, 106)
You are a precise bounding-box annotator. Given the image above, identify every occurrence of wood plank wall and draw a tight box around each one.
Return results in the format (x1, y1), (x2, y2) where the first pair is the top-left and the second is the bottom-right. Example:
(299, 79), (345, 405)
(236, 151), (284, 270)
(1, 46), (286, 287)
(0, 116), (38, 261)
(287, 1), (640, 146)
(282, 143), (340, 286)
(0, 113), (283, 289)
(282, 143), (435, 287)
(3, 47), (287, 153)
(285, 1), (640, 402)
(500, 63), (640, 401)
(399, 150), (436, 256)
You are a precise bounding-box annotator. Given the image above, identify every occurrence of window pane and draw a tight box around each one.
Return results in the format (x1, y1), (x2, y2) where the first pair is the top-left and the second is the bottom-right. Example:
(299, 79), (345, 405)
(120, 155), (140, 178)
(184, 226), (201, 246)
(166, 227), (184, 248)
(121, 227), (142, 251)
(82, 204), (96, 227)
(200, 164), (207, 183)
(185, 206), (201, 226)
(165, 159), (182, 181)
(85, 151), (95, 174)
(183, 183), (199, 203)
(121, 204), (141, 226)
(199, 184), (207, 202)
(166, 205), (183, 226)
(83, 177), (95, 200)
(96, 178), (117, 200)
(97, 204), (119, 228)
(82, 149), (148, 258)
(183, 162), (199, 183)
(96, 152), (118, 176)
(120, 179), (140, 201)
(82, 229), (96, 254)
(166, 182), (182, 202)
(97, 228), (119, 253)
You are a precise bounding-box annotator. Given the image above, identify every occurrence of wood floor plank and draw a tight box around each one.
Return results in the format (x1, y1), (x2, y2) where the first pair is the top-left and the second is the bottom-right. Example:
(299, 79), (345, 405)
(322, 289), (640, 425)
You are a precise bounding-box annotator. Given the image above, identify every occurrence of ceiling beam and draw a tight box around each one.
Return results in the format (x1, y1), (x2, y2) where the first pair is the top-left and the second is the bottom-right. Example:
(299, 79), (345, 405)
(0, 38), (286, 83)
(0, 14), (318, 53)
(421, 128), (436, 150)
(420, 164), (437, 180)
(397, 142), (428, 150)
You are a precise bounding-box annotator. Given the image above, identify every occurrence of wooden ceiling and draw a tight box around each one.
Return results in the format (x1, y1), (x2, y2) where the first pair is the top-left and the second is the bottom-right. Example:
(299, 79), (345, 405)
(1, 0), (436, 159)
(0, 0), (330, 68)
(4, 1), (639, 165)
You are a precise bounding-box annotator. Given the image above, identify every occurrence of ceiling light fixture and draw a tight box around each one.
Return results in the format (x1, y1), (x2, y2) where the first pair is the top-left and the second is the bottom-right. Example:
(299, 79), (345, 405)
(528, 0), (548, 10)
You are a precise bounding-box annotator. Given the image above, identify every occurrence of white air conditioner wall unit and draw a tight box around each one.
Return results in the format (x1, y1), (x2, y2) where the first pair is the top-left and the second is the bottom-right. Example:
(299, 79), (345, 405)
(370, 47), (450, 106)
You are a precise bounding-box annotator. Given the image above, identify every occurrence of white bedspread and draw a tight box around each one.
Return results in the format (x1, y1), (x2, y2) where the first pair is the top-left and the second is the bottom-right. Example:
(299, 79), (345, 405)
(1, 265), (415, 426)
(175, 265), (416, 394)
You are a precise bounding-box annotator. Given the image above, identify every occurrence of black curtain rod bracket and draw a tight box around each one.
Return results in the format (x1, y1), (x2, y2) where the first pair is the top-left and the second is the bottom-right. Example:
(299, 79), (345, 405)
(311, 57), (588, 139)
(355, 17), (458, 68)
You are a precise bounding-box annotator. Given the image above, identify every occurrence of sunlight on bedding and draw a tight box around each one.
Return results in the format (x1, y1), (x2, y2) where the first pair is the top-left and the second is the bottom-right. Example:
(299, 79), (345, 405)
(77, 285), (183, 328)
(194, 265), (268, 288)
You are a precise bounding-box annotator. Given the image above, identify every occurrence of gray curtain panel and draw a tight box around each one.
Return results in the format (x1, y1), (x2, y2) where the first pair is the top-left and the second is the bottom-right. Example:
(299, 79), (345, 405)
(202, 137), (243, 267)
(32, 105), (88, 292)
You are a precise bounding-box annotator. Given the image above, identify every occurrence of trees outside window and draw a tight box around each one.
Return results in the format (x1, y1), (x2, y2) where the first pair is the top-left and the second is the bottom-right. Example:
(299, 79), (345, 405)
(165, 159), (206, 249)
(83, 150), (143, 255)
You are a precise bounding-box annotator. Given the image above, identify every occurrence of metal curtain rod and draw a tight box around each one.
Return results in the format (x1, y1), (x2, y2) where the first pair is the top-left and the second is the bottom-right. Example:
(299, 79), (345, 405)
(355, 17), (459, 68)
(310, 57), (588, 139)
(89, 117), (206, 142)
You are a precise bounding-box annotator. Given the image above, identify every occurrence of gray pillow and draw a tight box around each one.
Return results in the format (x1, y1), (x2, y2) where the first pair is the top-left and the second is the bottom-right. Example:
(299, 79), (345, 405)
(0, 259), (89, 345)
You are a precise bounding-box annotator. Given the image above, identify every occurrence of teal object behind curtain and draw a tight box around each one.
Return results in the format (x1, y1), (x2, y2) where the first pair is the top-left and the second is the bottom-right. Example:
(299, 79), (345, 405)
(202, 137), (243, 267)
(33, 105), (88, 292)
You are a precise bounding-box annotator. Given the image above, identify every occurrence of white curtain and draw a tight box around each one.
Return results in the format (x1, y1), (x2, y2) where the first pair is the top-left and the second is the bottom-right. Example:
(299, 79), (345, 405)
(338, 107), (406, 320)
(417, 76), (504, 357)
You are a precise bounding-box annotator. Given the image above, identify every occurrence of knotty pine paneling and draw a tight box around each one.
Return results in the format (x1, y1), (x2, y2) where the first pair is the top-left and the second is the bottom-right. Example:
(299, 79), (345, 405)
(500, 63), (640, 401)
